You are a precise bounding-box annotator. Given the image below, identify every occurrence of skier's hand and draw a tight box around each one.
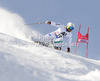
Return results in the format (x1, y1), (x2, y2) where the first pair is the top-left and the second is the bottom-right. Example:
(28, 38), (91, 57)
(67, 47), (70, 52)
(46, 21), (51, 25)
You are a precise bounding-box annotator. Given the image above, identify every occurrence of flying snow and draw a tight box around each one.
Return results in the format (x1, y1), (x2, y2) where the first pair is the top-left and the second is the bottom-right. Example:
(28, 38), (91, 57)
(0, 8), (40, 41)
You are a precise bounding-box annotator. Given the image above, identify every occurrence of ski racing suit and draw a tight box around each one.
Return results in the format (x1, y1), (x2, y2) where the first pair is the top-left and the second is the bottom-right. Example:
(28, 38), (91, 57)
(44, 21), (72, 51)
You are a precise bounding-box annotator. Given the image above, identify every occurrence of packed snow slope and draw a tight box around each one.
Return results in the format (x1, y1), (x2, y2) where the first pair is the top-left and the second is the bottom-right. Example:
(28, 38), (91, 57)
(0, 32), (100, 81)
(0, 7), (100, 81)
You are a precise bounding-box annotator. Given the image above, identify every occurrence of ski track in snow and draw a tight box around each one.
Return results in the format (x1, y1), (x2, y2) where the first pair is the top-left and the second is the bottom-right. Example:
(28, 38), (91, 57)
(0, 7), (100, 81)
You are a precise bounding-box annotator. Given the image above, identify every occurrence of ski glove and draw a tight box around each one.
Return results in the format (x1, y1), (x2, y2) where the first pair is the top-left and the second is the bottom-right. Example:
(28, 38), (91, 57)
(67, 47), (70, 52)
(46, 21), (51, 25)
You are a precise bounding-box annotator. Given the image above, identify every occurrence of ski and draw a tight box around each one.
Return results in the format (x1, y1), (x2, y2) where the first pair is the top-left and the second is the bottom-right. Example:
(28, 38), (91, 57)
(31, 37), (53, 48)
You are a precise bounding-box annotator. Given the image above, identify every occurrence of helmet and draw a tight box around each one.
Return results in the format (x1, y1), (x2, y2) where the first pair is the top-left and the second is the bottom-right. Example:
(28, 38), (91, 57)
(67, 22), (75, 30)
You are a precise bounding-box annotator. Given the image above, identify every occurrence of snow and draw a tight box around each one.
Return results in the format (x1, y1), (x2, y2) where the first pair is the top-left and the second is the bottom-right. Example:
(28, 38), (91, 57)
(0, 32), (100, 81)
(0, 8), (41, 41)
(0, 7), (100, 81)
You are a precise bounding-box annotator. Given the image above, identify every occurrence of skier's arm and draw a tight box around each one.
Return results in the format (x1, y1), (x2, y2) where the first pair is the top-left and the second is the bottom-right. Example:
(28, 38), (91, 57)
(67, 36), (72, 53)
(46, 21), (64, 28)
(67, 47), (70, 52)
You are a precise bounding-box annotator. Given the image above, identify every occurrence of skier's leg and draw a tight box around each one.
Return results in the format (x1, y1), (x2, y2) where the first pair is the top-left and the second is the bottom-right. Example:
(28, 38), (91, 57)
(53, 38), (63, 50)
(44, 32), (56, 44)
(54, 46), (61, 50)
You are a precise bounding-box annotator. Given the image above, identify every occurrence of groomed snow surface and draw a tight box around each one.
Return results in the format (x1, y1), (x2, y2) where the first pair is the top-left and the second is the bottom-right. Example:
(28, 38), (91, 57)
(0, 7), (100, 81)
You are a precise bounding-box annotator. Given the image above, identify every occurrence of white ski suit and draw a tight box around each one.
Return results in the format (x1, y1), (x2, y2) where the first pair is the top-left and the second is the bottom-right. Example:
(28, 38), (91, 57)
(45, 21), (72, 49)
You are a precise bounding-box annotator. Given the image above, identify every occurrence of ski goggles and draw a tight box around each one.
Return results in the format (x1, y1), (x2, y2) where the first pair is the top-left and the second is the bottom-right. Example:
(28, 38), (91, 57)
(67, 25), (74, 30)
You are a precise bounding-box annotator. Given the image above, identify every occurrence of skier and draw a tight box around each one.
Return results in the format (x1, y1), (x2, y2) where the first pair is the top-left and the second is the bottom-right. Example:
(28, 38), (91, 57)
(44, 21), (75, 52)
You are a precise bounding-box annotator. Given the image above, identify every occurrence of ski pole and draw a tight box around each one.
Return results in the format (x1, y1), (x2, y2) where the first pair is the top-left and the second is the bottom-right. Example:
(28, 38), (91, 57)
(24, 22), (46, 25)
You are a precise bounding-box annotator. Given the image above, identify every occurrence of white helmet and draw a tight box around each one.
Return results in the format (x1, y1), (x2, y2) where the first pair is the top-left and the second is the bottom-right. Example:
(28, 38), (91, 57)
(67, 22), (75, 30)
